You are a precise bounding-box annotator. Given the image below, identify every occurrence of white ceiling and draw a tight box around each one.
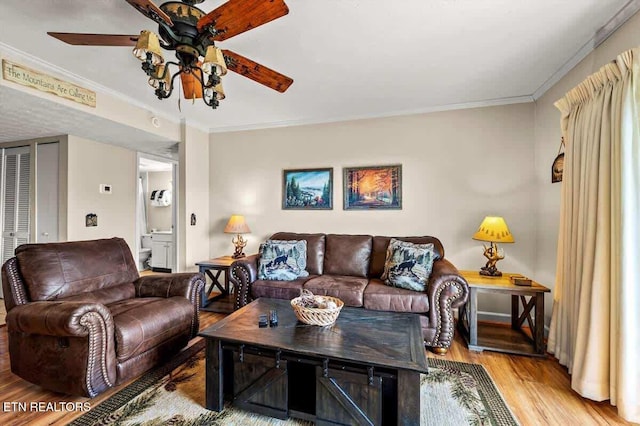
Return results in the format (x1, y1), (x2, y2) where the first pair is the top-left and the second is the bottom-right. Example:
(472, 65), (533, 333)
(0, 0), (634, 148)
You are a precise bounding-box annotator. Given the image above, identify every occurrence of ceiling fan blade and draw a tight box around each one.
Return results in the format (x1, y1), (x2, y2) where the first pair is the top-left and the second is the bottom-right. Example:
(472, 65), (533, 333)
(124, 0), (173, 26)
(223, 50), (293, 93)
(197, 0), (289, 41)
(47, 32), (139, 46)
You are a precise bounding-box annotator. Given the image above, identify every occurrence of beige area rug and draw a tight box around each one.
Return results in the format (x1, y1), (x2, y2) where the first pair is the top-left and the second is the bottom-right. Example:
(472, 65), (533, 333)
(71, 340), (519, 426)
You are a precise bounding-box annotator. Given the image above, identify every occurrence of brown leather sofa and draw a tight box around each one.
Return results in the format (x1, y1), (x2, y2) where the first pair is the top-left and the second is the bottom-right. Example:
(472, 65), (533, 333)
(231, 232), (469, 354)
(1, 237), (204, 397)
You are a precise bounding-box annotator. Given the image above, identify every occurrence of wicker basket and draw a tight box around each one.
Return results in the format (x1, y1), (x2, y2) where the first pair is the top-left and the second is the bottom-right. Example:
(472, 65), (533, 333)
(290, 292), (344, 326)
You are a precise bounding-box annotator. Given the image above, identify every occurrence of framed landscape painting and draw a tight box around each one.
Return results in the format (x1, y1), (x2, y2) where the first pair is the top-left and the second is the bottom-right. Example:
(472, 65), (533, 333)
(343, 164), (402, 210)
(282, 168), (333, 210)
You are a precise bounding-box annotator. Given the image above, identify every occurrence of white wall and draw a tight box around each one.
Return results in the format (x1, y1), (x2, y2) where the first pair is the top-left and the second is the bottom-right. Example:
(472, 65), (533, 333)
(145, 171), (173, 232)
(534, 12), (640, 300)
(178, 124), (211, 272)
(210, 103), (537, 320)
(66, 135), (137, 252)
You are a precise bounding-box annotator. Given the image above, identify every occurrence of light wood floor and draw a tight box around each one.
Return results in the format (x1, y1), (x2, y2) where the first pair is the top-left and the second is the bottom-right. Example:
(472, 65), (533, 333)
(0, 311), (632, 426)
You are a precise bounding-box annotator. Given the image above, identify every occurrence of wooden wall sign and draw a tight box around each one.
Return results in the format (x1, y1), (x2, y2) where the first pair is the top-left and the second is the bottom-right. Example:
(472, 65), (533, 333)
(2, 60), (96, 107)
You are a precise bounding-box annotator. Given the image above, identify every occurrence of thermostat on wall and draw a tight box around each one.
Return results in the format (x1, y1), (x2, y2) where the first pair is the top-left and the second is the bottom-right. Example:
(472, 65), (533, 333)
(100, 184), (112, 194)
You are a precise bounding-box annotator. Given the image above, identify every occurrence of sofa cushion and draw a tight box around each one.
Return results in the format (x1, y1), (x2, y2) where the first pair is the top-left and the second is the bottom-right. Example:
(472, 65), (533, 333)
(303, 275), (369, 307)
(251, 276), (317, 301)
(363, 279), (429, 313)
(324, 234), (372, 278)
(258, 240), (309, 281)
(381, 239), (438, 292)
(369, 236), (444, 278)
(270, 233), (326, 275)
(16, 237), (139, 301)
(109, 297), (193, 362)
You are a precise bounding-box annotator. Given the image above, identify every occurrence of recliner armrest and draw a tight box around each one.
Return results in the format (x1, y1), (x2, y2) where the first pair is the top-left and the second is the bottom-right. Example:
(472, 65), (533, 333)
(134, 273), (205, 338)
(6, 300), (117, 397)
(134, 273), (205, 300)
(7, 300), (114, 337)
(231, 254), (260, 309)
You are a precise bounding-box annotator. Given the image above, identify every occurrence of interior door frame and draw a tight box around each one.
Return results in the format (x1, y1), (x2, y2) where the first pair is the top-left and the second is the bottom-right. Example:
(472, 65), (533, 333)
(136, 152), (179, 272)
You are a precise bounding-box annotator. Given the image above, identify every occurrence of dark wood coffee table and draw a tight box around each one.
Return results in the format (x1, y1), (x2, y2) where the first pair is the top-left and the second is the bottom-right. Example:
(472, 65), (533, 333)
(199, 298), (428, 425)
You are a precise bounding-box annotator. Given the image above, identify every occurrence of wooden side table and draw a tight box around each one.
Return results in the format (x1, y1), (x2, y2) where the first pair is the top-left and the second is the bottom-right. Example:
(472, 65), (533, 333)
(457, 270), (551, 357)
(196, 256), (239, 313)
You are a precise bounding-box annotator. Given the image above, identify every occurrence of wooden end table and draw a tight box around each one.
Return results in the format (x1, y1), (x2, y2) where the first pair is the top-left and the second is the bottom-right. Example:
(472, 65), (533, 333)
(196, 256), (239, 313)
(457, 270), (551, 357)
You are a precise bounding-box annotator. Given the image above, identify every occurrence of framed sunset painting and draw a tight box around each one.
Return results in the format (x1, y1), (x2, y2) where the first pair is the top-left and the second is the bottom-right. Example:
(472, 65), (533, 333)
(343, 165), (402, 210)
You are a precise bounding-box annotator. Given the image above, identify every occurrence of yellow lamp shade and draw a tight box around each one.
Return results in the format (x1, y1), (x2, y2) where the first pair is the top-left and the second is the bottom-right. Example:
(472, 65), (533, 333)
(148, 64), (171, 89)
(224, 215), (251, 234)
(202, 45), (227, 76)
(472, 216), (514, 243)
(206, 81), (225, 101)
(133, 30), (164, 65)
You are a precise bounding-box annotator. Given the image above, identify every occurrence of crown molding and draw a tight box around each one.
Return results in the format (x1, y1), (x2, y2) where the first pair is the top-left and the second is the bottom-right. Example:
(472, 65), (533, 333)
(208, 95), (534, 134)
(0, 42), (209, 134)
(595, 0), (640, 48)
(532, 0), (640, 100)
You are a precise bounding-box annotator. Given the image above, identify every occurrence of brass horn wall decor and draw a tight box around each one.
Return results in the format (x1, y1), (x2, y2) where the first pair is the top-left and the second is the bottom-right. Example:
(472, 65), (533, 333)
(552, 137), (565, 183)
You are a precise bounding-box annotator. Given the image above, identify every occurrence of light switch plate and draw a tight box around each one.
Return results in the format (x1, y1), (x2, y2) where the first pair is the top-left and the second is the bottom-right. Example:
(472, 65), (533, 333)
(99, 184), (112, 194)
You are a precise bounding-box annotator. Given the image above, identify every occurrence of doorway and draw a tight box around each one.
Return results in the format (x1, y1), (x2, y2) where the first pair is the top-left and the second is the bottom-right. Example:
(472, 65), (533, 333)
(136, 154), (177, 272)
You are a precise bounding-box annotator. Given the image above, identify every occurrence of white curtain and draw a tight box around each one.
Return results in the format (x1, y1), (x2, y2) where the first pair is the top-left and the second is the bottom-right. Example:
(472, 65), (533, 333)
(549, 48), (640, 423)
(137, 177), (148, 235)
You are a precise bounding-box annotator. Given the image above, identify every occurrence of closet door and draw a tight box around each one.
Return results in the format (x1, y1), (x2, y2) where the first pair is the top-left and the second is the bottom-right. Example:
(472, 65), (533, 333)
(1, 146), (31, 265)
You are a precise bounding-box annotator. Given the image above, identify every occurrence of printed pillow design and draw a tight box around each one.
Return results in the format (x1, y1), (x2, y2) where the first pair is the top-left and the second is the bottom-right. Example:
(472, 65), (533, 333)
(381, 239), (438, 292)
(258, 239), (309, 281)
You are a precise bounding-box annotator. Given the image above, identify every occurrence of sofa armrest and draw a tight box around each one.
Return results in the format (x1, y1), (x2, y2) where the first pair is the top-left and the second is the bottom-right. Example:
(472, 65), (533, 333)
(424, 258), (469, 351)
(134, 273), (205, 338)
(231, 254), (260, 310)
(6, 301), (117, 397)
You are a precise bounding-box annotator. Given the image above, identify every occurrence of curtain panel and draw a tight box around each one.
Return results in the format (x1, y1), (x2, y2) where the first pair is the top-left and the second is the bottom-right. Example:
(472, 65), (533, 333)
(550, 48), (640, 423)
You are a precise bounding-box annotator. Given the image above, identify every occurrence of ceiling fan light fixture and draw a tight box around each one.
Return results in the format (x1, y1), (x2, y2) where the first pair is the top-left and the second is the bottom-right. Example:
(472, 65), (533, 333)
(205, 81), (225, 101)
(133, 30), (164, 65)
(148, 64), (171, 89)
(202, 45), (227, 76)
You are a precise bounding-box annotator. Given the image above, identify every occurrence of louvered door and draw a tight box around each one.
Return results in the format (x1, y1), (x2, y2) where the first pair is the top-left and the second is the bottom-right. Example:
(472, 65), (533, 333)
(1, 146), (31, 266)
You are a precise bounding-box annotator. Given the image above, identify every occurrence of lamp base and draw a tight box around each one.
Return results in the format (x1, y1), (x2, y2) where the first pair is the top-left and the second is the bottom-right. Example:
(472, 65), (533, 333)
(231, 234), (247, 259)
(231, 244), (245, 259)
(480, 266), (502, 277)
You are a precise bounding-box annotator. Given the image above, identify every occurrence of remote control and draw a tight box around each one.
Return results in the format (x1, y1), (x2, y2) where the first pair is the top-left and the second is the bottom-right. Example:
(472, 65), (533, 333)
(269, 310), (278, 327)
(258, 314), (268, 328)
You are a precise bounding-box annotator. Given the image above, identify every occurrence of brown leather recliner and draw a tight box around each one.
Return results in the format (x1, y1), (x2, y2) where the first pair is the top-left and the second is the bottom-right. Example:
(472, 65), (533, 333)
(1, 237), (204, 397)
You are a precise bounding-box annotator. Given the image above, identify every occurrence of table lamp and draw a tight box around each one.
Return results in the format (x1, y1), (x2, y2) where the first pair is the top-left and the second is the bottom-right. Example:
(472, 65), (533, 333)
(472, 216), (514, 277)
(224, 215), (251, 259)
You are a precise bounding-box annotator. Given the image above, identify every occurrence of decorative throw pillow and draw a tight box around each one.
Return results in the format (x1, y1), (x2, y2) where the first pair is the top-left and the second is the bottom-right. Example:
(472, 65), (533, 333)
(381, 239), (439, 292)
(258, 239), (310, 281)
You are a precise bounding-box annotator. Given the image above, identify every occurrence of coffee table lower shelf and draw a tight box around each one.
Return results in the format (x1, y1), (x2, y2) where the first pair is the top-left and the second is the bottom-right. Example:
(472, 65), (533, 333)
(205, 340), (419, 425)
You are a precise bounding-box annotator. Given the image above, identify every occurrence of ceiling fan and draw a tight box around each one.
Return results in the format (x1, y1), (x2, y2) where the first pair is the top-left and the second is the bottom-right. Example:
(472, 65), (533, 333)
(47, 0), (294, 109)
